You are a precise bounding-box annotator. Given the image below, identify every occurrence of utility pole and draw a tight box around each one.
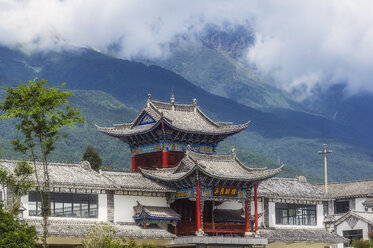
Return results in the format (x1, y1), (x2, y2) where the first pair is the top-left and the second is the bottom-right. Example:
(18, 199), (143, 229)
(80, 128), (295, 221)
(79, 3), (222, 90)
(319, 144), (332, 193)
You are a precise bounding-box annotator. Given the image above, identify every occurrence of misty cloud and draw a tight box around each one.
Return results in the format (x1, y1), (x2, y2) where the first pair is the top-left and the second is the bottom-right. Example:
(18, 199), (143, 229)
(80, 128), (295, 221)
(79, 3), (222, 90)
(1, 0), (373, 95)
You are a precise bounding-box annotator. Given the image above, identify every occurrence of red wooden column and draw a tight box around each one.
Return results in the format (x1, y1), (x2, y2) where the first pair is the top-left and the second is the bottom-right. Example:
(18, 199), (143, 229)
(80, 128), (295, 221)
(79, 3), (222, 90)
(131, 155), (136, 172)
(196, 173), (201, 231)
(162, 148), (168, 168)
(254, 184), (258, 234)
(245, 198), (249, 233)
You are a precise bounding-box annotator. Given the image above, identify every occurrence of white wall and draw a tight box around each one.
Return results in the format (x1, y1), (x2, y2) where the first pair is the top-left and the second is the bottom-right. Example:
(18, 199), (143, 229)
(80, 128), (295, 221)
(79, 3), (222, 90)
(114, 195), (168, 223)
(336, 217), (369, 248)
(268, 202), (324, 229)
(98, 194), (107, 221)
(355, 197), (367, 212)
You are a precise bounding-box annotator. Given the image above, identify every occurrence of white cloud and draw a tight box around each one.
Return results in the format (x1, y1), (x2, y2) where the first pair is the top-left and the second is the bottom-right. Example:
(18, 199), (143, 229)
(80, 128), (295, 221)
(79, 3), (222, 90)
(1, 0), (373, 95)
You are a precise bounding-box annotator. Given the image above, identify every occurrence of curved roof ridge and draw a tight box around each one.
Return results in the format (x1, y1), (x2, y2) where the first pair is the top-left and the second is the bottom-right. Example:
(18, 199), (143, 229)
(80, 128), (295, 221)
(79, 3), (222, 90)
(195, 106), (219, 127)
(0, 159), (82, 168)
(189, 151), (234, 161)
(150, 99), (195, 109)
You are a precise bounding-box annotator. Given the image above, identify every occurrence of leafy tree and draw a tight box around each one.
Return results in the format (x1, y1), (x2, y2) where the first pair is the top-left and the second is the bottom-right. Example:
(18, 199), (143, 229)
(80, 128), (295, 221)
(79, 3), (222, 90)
(83, 145), (102, 172)
(0, 79), (84, 248)
(352, 233), (373, 248)
(81, 224), (125, 248)
(0, 206), (38, 248)
(0, 160), (34, 214)
(82, 224), (159, 248)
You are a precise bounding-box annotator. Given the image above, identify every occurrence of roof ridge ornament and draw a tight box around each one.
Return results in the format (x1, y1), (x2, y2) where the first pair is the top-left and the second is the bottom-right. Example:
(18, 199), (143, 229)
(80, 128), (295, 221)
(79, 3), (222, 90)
(147, 93), (152, 107)
(232, 148), (236, 158)
(171, 92), (175, 110)
(186, 145), (191, 155)
(193, 98), (197, 112)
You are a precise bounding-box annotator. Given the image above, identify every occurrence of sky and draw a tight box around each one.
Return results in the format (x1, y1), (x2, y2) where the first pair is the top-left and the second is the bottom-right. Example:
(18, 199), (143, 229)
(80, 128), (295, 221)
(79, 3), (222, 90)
(1, 0), (373, 96)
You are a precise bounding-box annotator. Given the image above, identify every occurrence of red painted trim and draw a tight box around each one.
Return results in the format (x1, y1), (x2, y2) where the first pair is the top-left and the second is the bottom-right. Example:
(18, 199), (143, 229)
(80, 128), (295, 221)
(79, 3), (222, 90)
(162, 150), (168, 168)
(131, 156), (136, 172)
(254, 184), (258, 233)
(245, 199), (249, 232)
(196, 177), (201, 231)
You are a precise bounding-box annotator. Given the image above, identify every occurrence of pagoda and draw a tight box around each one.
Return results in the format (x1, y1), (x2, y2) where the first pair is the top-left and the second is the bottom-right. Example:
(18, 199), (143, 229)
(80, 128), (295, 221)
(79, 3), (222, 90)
(97, 94), (282, 236)
(96, 94), (249, 171)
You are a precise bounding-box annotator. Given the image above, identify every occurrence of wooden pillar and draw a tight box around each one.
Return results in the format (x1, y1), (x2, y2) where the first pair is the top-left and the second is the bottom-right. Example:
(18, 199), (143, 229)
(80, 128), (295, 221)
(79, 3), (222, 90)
(162, 149), (168, 168)
(245, 198), (249, 233)
(196, 174), (201, 231)
(131, 155), (136, 172)
(254, 184), (258, 234)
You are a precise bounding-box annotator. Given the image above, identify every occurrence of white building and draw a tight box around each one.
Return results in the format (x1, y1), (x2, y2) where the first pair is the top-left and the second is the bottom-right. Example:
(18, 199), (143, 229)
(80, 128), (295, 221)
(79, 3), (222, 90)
(317, 180), (373, 247)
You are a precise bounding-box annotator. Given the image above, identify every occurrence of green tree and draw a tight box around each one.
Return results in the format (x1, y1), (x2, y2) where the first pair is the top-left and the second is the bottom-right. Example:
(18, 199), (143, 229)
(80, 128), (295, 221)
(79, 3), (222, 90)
(0, 79), (84, 248)
(81, 224), (124, 248)
(352, 233), (373, 248)
(0, 206), (38, 248)
(83, 145), (102, 172)
(82, 224), (159, 248)
(0, 160), (34, 214)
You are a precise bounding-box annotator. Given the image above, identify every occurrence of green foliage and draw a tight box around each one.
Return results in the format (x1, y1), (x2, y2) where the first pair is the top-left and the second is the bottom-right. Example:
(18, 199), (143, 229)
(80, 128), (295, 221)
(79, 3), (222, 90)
(82, 224), (159, 248)
(0, 79), (84, 248)
(82, 224), (124, 248)
(83, 145), (102, 172)
(352, 232), (373, 248)
(0, 79), (84, 159)
(0, 206), (38, 248)
(0, 160), (34, 214)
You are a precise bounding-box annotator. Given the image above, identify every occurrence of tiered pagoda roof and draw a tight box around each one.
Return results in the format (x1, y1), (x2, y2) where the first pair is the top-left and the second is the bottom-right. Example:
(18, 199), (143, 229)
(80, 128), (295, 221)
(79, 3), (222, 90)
(96, 94), (249, 139)
(140, 149), (283, 186)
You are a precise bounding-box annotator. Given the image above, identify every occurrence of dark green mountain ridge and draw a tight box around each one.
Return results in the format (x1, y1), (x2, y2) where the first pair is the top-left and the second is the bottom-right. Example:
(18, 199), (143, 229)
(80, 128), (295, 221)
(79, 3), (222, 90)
(0, 46), (373, 182)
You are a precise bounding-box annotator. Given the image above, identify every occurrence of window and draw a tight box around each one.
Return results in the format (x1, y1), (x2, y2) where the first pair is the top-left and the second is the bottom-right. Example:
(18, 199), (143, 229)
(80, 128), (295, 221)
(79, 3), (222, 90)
(343, 229), (363, 247)
(335, 200), (350, 214)
(28, 192), (98, 218)
(275, 203), (317, 226)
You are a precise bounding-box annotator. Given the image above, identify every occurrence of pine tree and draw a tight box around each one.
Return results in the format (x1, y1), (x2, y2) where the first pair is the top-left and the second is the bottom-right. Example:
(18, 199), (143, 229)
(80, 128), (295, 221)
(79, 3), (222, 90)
(83, 145), (102, 172)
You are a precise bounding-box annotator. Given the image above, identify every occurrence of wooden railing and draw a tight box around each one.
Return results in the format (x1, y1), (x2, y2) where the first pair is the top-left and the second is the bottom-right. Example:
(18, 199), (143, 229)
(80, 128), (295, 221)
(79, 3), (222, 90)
(176, 223), (246, 236)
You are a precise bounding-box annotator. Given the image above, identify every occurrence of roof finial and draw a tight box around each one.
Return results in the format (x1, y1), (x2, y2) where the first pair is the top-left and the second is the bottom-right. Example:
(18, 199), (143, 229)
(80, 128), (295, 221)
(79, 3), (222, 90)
(147, 93), (151, 107)
(170, 90), (175, 103)
(170, 89), (175, 110)
(193, 98), (197, 105)
(232, 148), (236, 158)
(186, 145), (191, 154)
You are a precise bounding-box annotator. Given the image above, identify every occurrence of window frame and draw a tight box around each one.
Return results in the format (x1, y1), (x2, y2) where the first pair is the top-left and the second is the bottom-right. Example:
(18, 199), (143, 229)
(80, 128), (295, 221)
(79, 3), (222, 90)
(343, 229), (363, 247)
(28, 191), (98, 219)
(275, 203), (317, 226)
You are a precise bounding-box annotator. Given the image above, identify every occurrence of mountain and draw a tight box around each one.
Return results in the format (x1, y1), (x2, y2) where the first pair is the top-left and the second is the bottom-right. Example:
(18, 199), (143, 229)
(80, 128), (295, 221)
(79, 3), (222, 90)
(1, 46), (373, 182)
(0, 88), (300, 178)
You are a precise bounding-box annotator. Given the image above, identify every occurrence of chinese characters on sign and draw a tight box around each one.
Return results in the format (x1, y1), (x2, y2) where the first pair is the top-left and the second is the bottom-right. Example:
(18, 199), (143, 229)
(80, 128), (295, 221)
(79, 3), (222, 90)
(213, 186), (239, 197)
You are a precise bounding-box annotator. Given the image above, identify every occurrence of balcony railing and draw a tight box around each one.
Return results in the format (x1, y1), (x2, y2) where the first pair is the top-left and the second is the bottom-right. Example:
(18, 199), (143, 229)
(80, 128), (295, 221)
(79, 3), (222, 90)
(177, 223), (247, 236)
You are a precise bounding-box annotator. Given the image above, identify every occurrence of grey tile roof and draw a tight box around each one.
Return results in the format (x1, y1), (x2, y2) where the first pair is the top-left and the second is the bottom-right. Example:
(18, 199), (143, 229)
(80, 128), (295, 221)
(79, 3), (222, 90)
(96, 97), (249, 136)
(101, 171), (175, 192)
(334, 211), (373, 226)
(315, 179), (373, 198)
(260, 228), (347, 243)
(140, 151), (283, 182)
(259, 177), (329, 200)
(24, 219), (175, 239)
(133, 201), (181, 220)
(0, 160), (117, 190)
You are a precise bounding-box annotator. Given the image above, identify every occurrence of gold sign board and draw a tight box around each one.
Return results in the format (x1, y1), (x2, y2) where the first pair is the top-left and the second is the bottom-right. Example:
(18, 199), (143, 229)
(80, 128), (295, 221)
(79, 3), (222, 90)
(213, 186), (239, 197)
